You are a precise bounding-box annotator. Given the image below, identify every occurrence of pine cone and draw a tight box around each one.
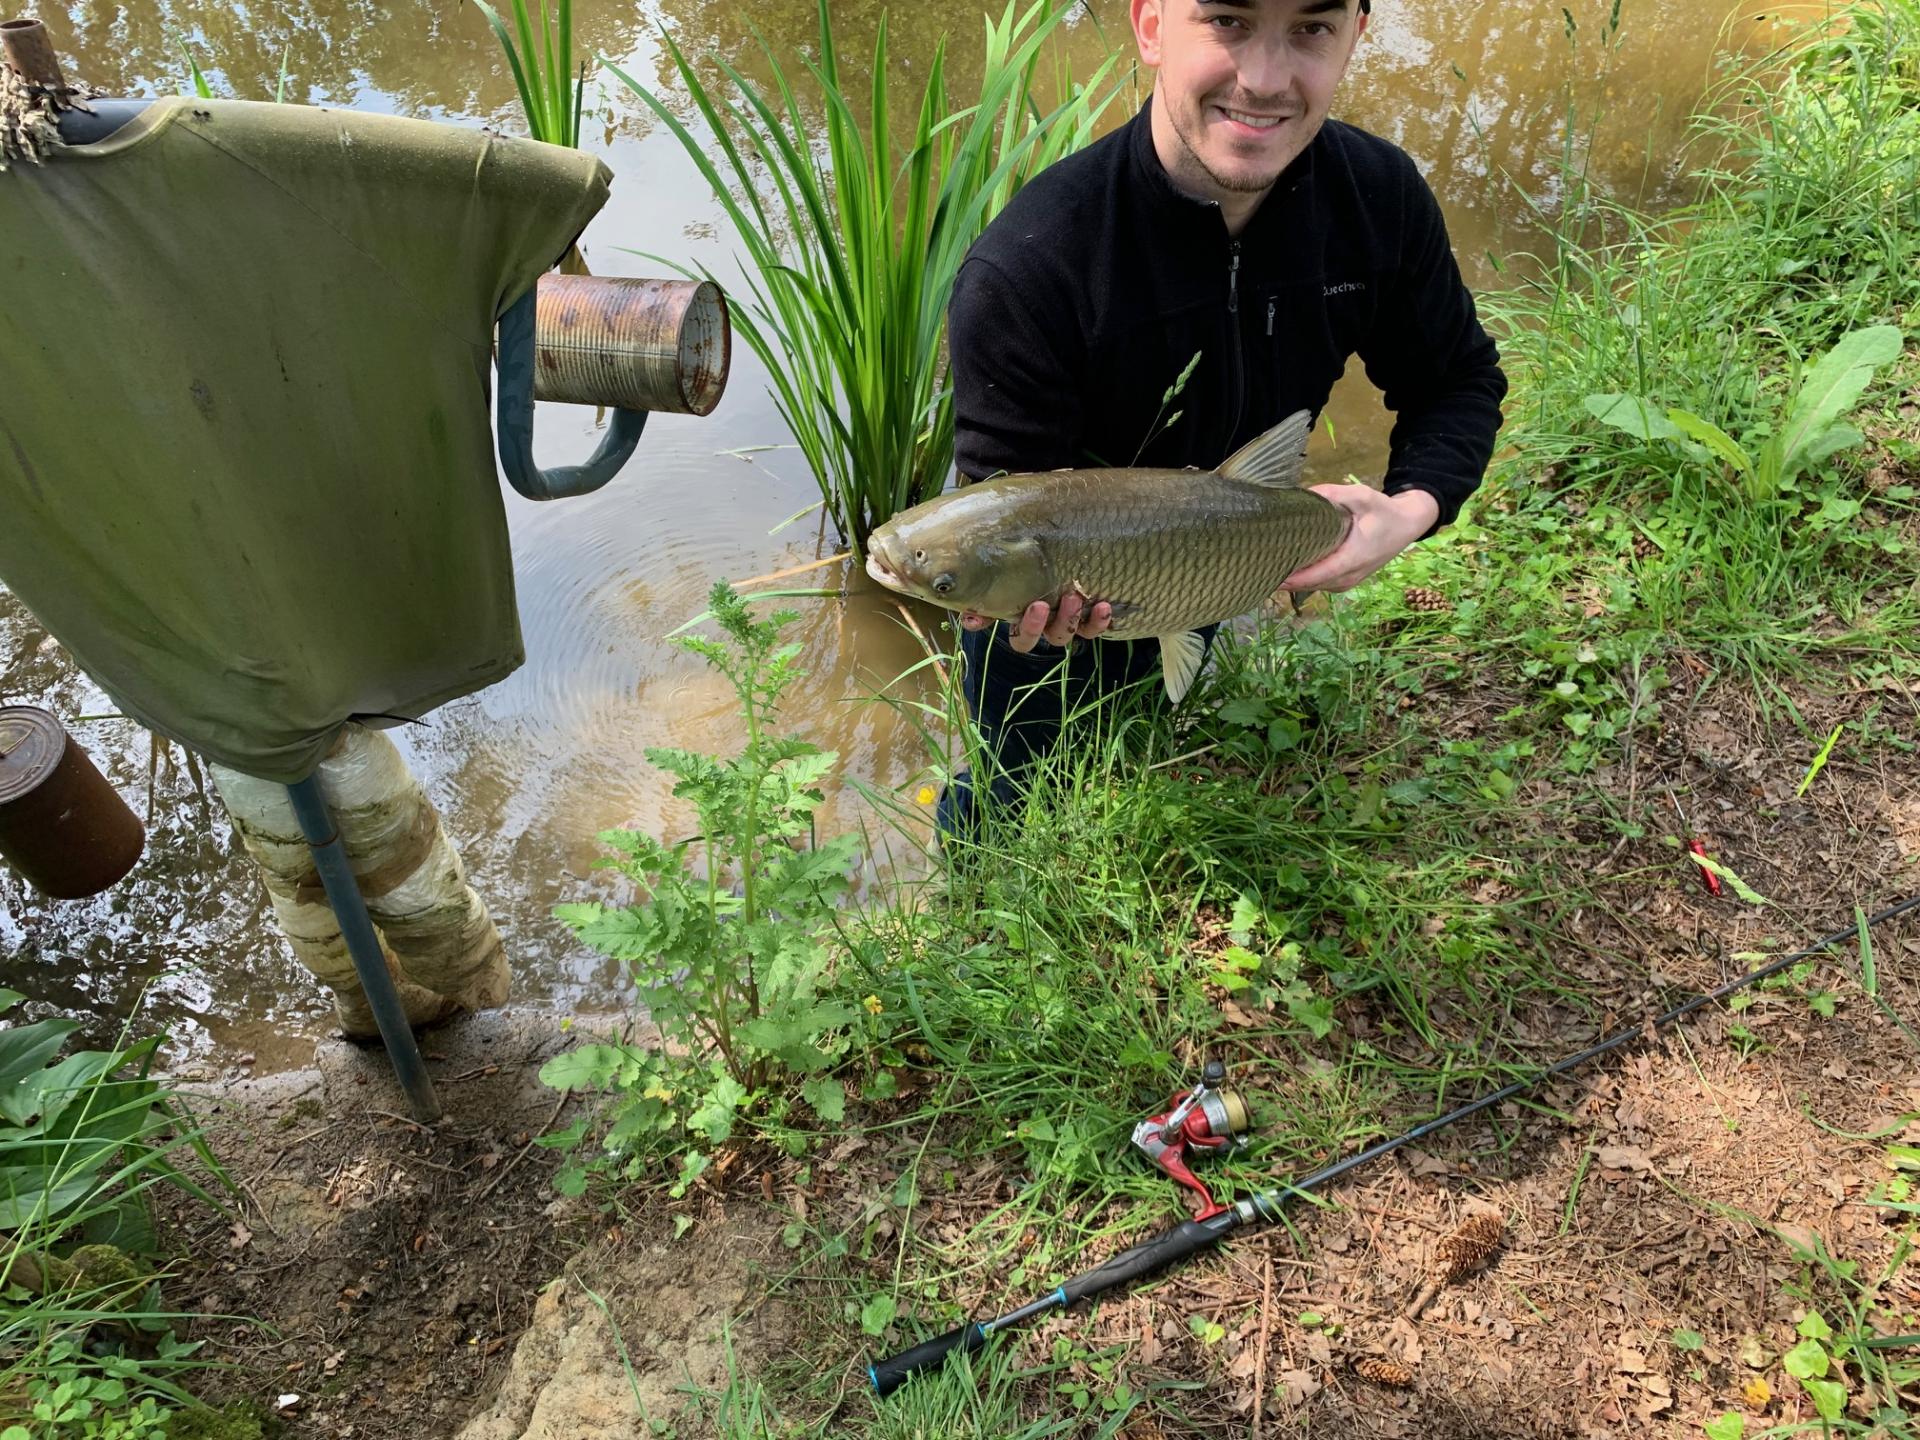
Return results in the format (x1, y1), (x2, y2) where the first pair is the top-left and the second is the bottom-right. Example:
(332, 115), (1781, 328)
(1403, 585), (1451, 613)
(1632, 532), (1660, 560)
(1433, 1213), (1505, 1282)
(1353, 1356), (1415, 1387)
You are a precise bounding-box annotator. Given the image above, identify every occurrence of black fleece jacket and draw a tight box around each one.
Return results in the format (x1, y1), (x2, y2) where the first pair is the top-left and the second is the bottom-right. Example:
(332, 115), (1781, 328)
(948, 100), (1507, 534)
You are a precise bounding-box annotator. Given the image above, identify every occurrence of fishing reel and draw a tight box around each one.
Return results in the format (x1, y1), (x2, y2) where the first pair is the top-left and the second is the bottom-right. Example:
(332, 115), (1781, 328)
(1130, 1060), (1254, 1221)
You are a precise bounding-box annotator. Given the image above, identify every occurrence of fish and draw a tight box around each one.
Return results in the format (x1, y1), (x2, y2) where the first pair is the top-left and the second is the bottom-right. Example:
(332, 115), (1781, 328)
(864, 409), (1350, 703)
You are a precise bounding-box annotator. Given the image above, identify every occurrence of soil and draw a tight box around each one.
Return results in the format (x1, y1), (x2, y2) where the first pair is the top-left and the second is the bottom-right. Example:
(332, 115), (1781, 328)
(157, 1009), (798, 1440)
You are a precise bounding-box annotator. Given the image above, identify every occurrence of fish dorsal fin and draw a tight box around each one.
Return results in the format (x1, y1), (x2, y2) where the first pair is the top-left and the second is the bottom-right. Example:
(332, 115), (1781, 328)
(1159, 630), (1209, 705)
(1216, 409), (1313, 488)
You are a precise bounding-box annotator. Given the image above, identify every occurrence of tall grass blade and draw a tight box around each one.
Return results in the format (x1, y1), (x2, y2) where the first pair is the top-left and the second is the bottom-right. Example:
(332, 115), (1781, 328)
(470, 0), (584, 146)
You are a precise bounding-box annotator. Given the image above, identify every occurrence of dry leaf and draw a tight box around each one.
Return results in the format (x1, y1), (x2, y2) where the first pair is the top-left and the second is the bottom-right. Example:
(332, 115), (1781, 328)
(1744, 1376), (1771, 1407)
(1387, 1317), (1425, 1366)
(1280, 1369), (1321, 1406)
(228, 1222), (253, 1250)
(1220, 1000), (1260, 1028)
(1595, 1144), (1654, 1173)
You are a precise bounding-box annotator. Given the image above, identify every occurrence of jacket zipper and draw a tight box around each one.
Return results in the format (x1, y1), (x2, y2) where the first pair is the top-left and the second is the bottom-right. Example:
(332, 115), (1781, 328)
(1226, 238), (1246, 443)
(1267, 298), (1276, 336)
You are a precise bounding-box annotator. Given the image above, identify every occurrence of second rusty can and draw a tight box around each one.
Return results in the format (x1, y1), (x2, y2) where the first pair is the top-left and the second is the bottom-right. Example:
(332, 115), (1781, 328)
(0, 706), (146, 899)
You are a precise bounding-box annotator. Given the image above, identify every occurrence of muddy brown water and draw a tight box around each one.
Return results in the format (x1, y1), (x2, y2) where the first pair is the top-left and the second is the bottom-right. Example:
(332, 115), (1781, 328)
(0, 0), (1815, 1067)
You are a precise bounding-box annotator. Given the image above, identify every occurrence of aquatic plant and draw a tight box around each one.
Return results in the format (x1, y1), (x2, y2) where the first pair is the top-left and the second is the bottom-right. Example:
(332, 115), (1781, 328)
(470, 0), (585, 147)
(605, 0), (1128, 555)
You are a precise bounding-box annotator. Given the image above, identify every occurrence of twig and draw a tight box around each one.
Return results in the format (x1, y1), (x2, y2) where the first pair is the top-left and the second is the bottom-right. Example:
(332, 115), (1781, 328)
(1405, 1273), (1443, 1321)
(472, 1089), (570, 1204)
(265, 1122), (338, 1172)
(1252, 1250), (1275, 1440)
(365, 1108), (432, 1131)
(1146, 742), (1222, 773)
(892, 602), (950, 689)
(732, 551), (849, 588)
(234, 1172), (281, 1238)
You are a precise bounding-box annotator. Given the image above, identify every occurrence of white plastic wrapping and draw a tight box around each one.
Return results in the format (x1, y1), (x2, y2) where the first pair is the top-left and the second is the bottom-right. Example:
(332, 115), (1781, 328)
(210, 723), (510, 1034)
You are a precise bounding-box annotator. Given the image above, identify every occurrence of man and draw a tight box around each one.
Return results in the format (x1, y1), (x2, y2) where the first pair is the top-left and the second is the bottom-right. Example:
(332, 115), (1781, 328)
(937, 0), (1507, 838)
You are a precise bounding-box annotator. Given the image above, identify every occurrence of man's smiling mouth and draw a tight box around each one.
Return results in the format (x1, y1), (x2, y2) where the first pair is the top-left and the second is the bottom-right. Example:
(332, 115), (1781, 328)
(1217, 106), (1292, 130)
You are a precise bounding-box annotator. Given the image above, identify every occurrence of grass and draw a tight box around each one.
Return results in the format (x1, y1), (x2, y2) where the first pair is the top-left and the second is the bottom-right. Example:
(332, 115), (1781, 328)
(605, 0), (1130, 557)
(0, 994), (241, 1437)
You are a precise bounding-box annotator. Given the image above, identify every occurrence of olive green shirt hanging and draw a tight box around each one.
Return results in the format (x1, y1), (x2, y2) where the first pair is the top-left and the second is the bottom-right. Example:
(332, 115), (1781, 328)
(0, 97), (611, 782)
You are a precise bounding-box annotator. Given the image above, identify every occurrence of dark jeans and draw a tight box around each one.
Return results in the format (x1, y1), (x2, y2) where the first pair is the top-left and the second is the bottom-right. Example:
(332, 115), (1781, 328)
(935, 619), (1219, 841)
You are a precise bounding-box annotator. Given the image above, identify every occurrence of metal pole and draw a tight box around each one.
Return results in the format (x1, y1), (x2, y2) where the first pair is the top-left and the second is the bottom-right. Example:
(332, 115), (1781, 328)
(285, 774), (443, 1124)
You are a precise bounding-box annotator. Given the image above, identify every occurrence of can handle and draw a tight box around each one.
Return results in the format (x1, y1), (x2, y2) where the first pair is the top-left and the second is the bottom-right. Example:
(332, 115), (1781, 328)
(493, 284), (649, 501)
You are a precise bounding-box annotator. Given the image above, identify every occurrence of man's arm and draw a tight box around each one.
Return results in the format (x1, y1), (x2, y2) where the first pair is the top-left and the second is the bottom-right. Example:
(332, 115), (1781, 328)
(1356, 155), (1509, 536)
(1285, 159), (1506, 595)
(947, 253), (1114, 648)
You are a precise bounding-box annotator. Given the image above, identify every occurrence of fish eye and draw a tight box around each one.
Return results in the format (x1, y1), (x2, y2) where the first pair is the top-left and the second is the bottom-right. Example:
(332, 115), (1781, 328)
(932, 574), (955, 595)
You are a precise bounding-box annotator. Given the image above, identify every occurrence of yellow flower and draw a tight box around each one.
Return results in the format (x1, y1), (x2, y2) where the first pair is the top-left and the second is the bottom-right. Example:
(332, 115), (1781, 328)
(1744, 1376), (1771, 1408)
(915, 785), (936, 805)
(863, 994), (883, 1015)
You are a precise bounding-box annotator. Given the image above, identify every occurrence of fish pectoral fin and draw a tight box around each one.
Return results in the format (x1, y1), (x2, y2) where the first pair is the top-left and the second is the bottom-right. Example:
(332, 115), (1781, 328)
(1159, 630), (1209, 705)
(1216, 409), (1312, 488)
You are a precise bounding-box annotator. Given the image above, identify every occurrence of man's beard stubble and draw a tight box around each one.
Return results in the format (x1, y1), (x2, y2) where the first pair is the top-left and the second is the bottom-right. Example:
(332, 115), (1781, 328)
(1167, 98), (1290, 196)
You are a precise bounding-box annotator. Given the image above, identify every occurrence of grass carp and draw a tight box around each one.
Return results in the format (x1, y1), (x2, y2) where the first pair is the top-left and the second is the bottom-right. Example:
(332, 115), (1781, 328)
(864, 409), (1349, 703)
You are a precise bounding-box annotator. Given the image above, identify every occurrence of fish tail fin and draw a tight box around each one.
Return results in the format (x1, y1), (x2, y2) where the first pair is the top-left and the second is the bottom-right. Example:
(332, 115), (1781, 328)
(1217, 409), (1312, 488)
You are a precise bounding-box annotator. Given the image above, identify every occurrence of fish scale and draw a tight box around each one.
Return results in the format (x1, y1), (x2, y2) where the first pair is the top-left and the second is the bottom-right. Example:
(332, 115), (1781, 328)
(1022, 469), (1345, 637)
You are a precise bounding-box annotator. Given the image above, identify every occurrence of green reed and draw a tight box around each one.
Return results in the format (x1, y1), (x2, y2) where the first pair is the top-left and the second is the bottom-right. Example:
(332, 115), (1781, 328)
(471, 0), (585, 147)
(606, 0), (1127, 556)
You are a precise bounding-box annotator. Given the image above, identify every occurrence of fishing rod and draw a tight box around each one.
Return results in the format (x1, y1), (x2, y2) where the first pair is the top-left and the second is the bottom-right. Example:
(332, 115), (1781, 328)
(868, 892), (1920, 1397)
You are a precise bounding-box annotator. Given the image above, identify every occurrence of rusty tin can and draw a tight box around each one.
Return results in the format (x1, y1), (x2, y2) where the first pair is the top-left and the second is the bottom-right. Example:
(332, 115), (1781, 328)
(533, 274), (731, 417)
(0, 706), (145, 899)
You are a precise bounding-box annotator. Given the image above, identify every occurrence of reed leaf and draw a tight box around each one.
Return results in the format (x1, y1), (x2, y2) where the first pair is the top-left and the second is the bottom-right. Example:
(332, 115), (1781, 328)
(470, 0), (585, 147)
(605, 0), (1127, 555)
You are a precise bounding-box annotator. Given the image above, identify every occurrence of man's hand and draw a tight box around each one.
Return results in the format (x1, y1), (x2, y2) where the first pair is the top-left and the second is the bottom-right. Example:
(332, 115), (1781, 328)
(960, 593), (1114, 652)
(1282, 485), (1440, 594)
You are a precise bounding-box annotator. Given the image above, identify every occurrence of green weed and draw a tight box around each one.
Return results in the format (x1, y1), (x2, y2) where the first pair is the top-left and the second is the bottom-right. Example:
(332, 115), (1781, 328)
(542, 582), (865, 1197)
(0, 992), (235, 1436)
(469, 0), (585, 147)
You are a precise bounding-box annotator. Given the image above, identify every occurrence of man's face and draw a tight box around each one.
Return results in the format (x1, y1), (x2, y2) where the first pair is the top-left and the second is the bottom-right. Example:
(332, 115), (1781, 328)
(1132, 0), (1369, 201)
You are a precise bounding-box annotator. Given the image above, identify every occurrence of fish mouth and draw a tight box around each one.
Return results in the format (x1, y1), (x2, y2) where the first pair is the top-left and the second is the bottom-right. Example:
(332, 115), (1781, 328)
(865, 542), (912, 594)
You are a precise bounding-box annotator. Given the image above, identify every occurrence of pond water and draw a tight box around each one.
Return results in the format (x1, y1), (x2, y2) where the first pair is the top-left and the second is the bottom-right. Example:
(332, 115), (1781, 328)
(0, 0), (1807, 1068)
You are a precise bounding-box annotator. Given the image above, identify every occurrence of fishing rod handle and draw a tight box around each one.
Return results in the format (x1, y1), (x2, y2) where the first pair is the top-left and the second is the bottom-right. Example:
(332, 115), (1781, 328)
(869, 1322), (988, 1397)
(1061, 1215), (1235, 1304)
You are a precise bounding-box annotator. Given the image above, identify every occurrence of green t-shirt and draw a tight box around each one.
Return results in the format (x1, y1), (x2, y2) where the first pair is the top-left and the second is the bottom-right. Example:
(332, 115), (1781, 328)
(0, 97), (610, 782)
